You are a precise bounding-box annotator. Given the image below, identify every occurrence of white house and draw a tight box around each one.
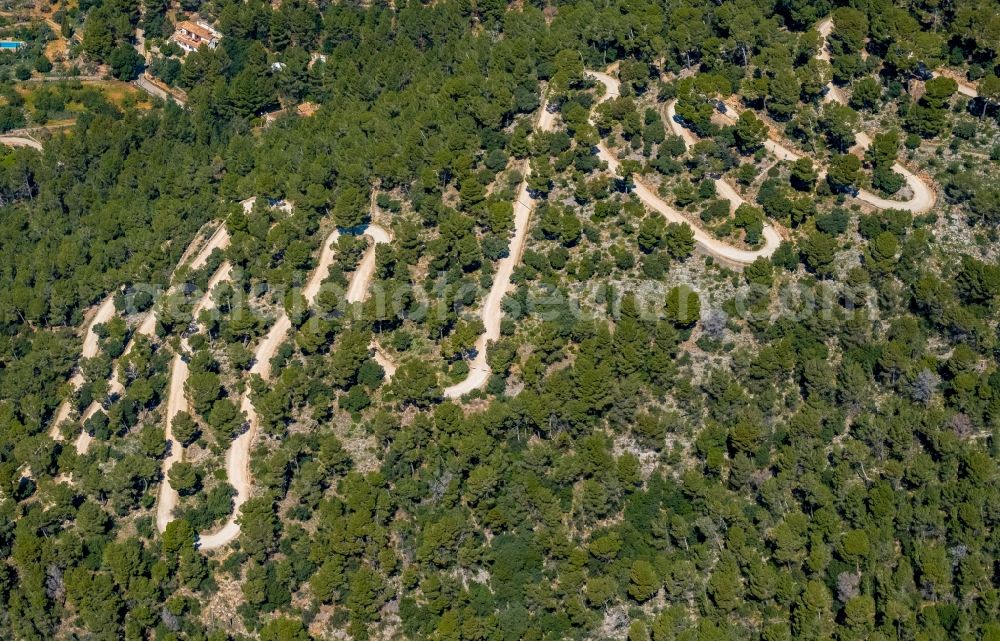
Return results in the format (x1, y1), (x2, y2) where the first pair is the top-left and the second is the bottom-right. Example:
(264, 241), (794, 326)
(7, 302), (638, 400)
(170, 20), (222, 54)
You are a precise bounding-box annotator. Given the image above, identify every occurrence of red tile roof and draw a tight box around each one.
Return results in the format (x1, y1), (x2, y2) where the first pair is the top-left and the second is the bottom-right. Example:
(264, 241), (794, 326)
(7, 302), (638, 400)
(176, 21), (218, 42)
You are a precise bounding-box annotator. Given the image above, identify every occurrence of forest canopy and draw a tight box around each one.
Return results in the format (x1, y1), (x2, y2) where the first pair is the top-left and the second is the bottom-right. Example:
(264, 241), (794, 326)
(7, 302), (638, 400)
(1, 0), (1000, 640)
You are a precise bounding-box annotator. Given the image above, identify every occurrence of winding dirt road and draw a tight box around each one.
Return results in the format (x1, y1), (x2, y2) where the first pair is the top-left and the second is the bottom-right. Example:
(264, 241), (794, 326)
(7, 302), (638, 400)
(156, 260), (233, 533)
(587, 71), (783, 266)
(442, 102), (558, 399)
(668, 18), (936, 218)
(0, 136), (43, 151)
(157, 200), (254, 535)
(187, 222), (390, 550)
(67, 222), (234, 455)
(45, 13), (969, 545)
(665, 99), (750, 215)
(345, 224), (391, 303)
(431, 13), (952, 423)
(812, 17), (936, 213)
(443, 74), (790, 400)
(350, 222), (396, 378)
(48, 295), (118, 440)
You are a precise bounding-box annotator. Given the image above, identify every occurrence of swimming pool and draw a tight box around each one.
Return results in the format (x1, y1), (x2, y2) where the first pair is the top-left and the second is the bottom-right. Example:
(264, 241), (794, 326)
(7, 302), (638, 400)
(0, 41), (25, 50)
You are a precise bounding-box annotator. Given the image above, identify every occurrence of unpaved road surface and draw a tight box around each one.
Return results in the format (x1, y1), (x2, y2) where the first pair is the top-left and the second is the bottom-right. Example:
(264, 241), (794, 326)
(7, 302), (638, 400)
(589, 71), (782, 266)
(814, 18), (937, 213)
(156, 352), (190, 532)
(68, 223), (235, 455)
(443, 104), (557, 399)
(0, 136), (43, 151)
(345, 225), (391, 303)
(371, 341), (397, 379)
(717, 98), (936, 214)
(197, 223), (388, 550)
(49, 295), (118, 439)
(443, 26), (936, 402)
(155, 261), (232, 533)
(666, 100), (747, 214)
(816, 18), (833, 62)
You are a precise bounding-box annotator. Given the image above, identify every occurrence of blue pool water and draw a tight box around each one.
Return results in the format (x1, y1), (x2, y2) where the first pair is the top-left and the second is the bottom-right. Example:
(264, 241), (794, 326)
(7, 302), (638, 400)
(0, 41), (24, 50)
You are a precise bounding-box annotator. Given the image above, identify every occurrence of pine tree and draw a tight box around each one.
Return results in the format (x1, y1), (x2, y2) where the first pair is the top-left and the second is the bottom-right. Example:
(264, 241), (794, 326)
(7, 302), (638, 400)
(665, 285), (701, 327)
(527, 157), (553, 197)
(627, 560), (659, 602)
